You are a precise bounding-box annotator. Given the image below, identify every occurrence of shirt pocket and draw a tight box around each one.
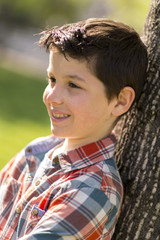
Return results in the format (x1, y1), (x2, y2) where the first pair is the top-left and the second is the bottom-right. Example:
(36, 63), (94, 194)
(24, 203), (46, 235)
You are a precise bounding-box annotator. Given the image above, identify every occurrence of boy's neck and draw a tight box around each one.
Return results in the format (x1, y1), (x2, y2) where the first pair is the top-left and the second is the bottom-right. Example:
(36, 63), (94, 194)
(61, 130), (113, 153)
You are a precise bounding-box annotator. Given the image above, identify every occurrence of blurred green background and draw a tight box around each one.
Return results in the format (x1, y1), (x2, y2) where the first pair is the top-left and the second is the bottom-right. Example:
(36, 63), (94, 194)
(0, 0), (150, 169)
(0, 0), (150, 32)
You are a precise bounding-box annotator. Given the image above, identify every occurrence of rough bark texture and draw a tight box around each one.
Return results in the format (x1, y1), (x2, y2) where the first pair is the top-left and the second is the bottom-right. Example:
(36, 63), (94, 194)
(112, 0), (160, 239)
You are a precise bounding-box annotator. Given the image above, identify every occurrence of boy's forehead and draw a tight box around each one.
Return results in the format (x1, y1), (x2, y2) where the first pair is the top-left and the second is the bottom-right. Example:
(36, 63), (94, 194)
(47, 50), (58, 72)
(48, 49), (96, 76)
(49, 48), (59, 61)
(47, 50), (106, 87)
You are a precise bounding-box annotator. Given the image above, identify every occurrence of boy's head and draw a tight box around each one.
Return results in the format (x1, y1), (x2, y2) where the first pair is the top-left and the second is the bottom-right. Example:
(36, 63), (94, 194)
(39, 18), (148, 103)
(40, 18), (148, 145)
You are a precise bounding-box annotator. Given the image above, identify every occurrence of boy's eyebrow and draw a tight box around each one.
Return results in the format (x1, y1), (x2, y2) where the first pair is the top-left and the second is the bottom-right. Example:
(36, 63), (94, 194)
(65, 74), (86, 82)
(47, 70), (86, 82)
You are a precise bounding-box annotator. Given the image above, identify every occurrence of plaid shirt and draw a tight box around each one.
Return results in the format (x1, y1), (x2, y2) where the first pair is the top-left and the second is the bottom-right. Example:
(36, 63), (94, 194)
(0, 134), (123, 240)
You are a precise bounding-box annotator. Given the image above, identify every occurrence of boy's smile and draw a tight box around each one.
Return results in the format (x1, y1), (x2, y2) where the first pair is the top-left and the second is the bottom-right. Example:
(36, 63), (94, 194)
(43, 49), (118, 150)
(50, 104), (70, 122)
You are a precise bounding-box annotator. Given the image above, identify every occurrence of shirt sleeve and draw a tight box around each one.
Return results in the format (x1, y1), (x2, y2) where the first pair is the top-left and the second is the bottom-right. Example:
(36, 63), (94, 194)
(0, 149), (26, 184)
(19, 187), (118, 240)
(0, 150), (27, 217)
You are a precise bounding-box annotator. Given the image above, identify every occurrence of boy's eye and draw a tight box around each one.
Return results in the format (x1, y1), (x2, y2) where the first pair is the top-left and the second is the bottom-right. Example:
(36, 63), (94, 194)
(46, 77), (81, 89)
(69, 82), (80, 89)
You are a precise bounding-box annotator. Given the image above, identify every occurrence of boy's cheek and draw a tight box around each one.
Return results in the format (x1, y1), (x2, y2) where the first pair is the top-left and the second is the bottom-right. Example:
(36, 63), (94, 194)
(43, 88), (49, 104)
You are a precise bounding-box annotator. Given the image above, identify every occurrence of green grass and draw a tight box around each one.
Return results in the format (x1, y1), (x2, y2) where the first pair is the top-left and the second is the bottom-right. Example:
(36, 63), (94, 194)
(0, 66), (51, 169)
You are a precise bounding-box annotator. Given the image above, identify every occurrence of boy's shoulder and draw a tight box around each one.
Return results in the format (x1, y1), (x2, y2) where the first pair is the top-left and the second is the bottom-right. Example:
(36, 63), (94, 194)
(25, 135), (64, 157)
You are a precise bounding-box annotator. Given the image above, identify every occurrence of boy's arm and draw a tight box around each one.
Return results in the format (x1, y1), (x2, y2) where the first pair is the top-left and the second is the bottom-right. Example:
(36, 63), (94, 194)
(0, 149), (26, 184)
(0, 150), (27, 217)
(19, 187), (120, 240)
(0, 155), (17, 183)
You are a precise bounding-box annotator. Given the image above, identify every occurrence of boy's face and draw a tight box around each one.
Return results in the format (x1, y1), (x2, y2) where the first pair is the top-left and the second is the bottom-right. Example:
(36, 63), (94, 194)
(43, 49), (117, 147)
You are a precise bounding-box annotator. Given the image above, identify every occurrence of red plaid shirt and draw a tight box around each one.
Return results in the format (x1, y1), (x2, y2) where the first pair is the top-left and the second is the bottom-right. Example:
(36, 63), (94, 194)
(0, 134), (123, 240)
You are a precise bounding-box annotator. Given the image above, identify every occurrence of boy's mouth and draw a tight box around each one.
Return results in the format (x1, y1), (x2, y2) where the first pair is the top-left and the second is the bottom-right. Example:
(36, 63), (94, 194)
(51, 113), (70, 122)
(49, 104), (70, 121)
(52, 113), (70, 119)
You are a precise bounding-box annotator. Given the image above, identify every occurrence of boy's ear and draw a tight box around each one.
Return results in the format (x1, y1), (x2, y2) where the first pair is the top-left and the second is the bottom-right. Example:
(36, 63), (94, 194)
(112, 87), (135, 117)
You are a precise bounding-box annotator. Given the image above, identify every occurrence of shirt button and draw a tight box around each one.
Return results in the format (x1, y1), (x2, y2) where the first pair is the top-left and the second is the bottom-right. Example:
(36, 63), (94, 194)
(15, 207), (21, 214)
(26, 147), (32, 153)
(53, 156), (59, 164)
(32, 209), (39, 216)
(35, 180), (40, 186)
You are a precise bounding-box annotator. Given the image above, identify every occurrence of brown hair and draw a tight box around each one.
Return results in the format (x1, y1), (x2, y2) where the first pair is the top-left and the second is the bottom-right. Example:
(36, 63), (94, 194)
(39, 18), (148, 101)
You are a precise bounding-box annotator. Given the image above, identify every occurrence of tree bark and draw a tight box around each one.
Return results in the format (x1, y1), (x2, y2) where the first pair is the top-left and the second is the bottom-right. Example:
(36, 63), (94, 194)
(113, 0), (160, 239)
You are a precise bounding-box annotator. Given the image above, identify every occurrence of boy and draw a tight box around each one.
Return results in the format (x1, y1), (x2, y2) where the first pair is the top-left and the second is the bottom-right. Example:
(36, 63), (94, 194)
(0, 18), (148, 239)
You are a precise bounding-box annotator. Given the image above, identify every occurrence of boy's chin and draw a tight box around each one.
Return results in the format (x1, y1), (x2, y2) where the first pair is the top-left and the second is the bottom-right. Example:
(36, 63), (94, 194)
(50, 127), (67, 138)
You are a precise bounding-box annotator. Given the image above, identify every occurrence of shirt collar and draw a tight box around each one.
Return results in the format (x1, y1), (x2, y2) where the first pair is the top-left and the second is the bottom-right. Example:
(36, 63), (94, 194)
(25, 136), (64, 157)
(25, 134), (116, 170)
(57, 134), (116, 170)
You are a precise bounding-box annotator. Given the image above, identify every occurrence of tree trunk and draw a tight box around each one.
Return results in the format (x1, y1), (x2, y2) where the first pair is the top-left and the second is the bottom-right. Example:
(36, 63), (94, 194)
(112, 0), (160, 239)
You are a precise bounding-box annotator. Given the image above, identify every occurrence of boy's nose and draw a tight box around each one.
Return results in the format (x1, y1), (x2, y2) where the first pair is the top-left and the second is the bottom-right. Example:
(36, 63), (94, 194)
(45, 86), (63, 105)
